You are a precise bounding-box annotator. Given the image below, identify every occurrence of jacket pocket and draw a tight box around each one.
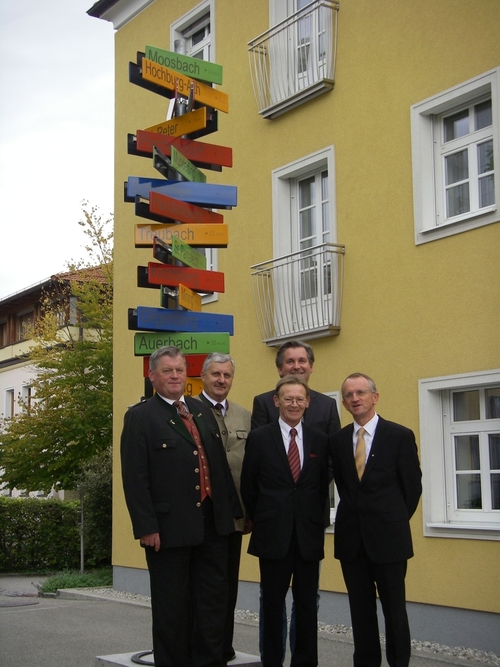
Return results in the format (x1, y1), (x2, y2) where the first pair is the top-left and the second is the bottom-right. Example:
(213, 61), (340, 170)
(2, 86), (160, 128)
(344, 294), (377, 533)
(153, 439), (177, 450)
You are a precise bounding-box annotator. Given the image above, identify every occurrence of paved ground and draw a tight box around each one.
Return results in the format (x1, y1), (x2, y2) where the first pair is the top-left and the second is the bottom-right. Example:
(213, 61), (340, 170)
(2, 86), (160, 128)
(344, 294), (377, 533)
(0, 575), (496, 667)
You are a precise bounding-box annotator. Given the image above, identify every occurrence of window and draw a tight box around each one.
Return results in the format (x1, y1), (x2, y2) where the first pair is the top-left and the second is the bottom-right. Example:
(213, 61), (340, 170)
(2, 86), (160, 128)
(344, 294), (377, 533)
(21, 385), (33, 413)
(16, 311), (34, 341)
(411, 67), (500, 244)
(171, 0), (218, 303)
(0, 321), (7, 347)
(419, 369), (500, 540)
(4, 388), (15, 418)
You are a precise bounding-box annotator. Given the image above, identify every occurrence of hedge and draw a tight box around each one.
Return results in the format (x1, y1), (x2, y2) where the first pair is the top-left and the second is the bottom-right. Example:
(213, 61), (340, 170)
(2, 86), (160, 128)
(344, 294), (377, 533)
(0, 497), (80, 572)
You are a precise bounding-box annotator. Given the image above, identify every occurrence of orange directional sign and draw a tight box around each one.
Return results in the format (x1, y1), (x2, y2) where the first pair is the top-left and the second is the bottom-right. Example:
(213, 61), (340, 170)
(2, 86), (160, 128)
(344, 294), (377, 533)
(135, 224), (228, 248)
(141, 58), (229, 113)
(147, 262), (225, 293)
(178, 283), (202, 311)
(144, 107), (206, 137)
(150, 191), (223, 224)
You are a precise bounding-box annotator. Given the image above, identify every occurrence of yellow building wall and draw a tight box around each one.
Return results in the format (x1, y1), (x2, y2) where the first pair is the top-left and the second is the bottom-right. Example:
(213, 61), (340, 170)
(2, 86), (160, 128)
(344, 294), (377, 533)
(111, 0), (500, 613)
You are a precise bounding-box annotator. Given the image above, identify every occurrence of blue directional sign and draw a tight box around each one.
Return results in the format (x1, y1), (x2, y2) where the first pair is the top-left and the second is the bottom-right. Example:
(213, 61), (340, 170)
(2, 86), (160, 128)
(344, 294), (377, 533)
(125, 177), (237, 209)
(130, 307), (234, 335)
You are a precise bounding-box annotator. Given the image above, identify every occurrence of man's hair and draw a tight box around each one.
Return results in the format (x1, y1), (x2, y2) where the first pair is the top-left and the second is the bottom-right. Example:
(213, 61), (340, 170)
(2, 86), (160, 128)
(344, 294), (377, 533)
(341, 372), (377, 395)
(149, 346), (185, 371)
(275, 374), (310, 398)
(275, 340), (314, 369)
(202, 352), (235, 375)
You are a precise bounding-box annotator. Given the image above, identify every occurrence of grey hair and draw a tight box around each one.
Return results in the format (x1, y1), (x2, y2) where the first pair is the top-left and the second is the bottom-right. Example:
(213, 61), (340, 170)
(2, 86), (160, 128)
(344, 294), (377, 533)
(149, 346), (185, 371)
(341, 373), (377, 396)
(202, 352), (235, 375)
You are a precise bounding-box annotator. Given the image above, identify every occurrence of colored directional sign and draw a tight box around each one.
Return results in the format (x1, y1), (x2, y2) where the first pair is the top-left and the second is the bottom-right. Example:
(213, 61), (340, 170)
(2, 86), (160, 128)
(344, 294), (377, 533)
(144, 107), (206, 137)
(135, 223), (228, 248)
(134, 332), (230, 356)
(185, 378), (204, 396)
(171, 146), (206, 183)
(126, 177), (237, 209)
(153, 236), (173, 264)
(146, 262), (225, 292)
(178, 283), (202, 311)
(149, 191), (223, 224)
(131, 307), (234, 335)
(132, 132), (233, 168)
(172, 236), (206, 269)
(145, 46), (223, 85)
(141, 57), (229, 113)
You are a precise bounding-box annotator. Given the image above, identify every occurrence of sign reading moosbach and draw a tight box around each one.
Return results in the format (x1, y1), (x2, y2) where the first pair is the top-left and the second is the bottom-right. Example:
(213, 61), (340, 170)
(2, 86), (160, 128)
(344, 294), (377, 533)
(127, 45), (236, 394)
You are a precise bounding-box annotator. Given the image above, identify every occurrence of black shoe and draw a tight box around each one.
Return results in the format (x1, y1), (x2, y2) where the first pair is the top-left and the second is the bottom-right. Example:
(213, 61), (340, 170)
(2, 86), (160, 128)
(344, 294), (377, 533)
(224, 650), (236, 662)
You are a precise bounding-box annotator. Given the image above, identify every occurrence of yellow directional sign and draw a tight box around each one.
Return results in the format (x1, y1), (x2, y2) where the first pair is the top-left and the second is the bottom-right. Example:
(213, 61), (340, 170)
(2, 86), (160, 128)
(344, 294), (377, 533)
(135, 223), (228, 248)
(141, 58), (229, 114)
(144, 107), (206, 137)
(185, 378), (204, 397)
(178, 283), (202, 311)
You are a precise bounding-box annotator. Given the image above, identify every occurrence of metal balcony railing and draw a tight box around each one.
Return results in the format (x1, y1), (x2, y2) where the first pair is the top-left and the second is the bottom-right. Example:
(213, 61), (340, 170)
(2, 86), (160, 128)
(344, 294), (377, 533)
(251, 243), (345, 346)
(248, 0), (339, 119)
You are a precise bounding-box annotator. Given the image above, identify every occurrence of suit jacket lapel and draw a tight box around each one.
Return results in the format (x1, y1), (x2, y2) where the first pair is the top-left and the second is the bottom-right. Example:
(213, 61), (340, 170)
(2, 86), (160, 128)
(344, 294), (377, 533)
(186, 396), (207, 442)
(270, 423), (295, 481)
(155, 394), (196, 443)
(363, 417), (386, 478)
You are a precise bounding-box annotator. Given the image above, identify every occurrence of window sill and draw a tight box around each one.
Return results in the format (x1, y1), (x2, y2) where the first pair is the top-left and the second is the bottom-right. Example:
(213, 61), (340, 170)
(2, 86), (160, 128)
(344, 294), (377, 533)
(425, 522), (500, 541)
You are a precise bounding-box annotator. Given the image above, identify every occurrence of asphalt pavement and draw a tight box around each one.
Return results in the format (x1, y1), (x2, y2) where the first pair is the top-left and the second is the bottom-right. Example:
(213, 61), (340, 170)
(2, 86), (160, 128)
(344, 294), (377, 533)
(0, 574), (492, 667)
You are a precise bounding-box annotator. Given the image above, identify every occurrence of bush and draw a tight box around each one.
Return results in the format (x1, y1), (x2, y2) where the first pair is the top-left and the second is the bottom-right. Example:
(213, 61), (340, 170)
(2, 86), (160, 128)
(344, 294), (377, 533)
(38, 567), (112, 593)
(0, 497), (80, 572)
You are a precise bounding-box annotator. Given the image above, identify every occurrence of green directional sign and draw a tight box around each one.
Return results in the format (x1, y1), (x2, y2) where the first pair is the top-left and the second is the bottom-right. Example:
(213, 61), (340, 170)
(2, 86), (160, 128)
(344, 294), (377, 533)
(145, 45), (223, 85)
(134, 332), (230, 356)
(171, 146), (206, 183)
(172, 236), (207, 269)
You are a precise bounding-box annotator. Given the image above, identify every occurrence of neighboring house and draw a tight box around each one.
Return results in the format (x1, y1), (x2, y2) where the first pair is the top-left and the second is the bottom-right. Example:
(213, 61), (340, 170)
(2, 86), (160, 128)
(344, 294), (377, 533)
(0, 270), (94, 498)
(88, 0), (500, 651)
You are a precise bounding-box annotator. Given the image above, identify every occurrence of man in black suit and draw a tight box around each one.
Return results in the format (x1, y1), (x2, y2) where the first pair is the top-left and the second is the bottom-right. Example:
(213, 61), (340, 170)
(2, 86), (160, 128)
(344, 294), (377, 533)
(251, 339), (340, 436)
(120, 346), (242, 667)
(251, 340), (340, 657)
(241, 375), (329, 667)
(330, 373), (422, 667)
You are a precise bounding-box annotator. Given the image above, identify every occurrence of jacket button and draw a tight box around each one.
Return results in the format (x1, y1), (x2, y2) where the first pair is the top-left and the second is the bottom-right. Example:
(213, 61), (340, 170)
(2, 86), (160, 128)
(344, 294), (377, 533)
(195, 468), (200, 473)
(195, 485), (200, 490)
(193, 450), (198, 455)
(162, 443), (167, 448)
(196, 502), (201, 507)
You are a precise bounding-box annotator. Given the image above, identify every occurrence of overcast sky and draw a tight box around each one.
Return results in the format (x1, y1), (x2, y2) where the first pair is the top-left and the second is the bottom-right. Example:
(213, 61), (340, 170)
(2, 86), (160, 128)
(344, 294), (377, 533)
(0, 0), (115, 299)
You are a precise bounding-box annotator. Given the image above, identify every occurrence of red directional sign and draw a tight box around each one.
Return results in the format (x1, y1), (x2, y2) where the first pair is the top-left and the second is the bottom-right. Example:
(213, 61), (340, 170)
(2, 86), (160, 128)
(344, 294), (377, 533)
(147, 262), (225, 292)
(134, 132), (233, 168)
(150, 191), (223, 224)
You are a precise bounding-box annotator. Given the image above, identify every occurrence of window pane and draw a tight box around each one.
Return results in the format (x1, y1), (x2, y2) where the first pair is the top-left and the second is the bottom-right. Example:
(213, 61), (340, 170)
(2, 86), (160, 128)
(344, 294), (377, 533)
(444, 108), (469, 142)
(457, 473), (482, 509)
(479, 174), (495, 208)
(489, 433), (500, 469)
(453, 390), (480, 421)
(478, 140), (494, 174)
(491, 473), (500, 510)
(447, 183), (470, 217)
(455, 435), (480, 470)
(445, 149), (469, 185)
(486, 388), (500, 419)
(475, 99), (492, 131)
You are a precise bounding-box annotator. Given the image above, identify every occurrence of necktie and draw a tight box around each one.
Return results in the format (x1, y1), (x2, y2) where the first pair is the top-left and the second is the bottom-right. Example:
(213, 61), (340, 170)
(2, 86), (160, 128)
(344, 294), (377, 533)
(174, 400), (192, 422)
(288, 428), (301, 482)
(355, 427), (366, 480)
(214, 403), (224, 413)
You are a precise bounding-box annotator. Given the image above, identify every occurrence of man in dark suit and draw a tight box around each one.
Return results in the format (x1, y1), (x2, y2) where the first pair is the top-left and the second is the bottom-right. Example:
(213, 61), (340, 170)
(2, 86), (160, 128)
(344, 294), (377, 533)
(330, 373), (422, 667)
(194, 352), (251, 663)
(251, 340), (340, 657)
(241, 375), (329, 667)
(251, 340), (341, 437)
(120, 346), (242, 667)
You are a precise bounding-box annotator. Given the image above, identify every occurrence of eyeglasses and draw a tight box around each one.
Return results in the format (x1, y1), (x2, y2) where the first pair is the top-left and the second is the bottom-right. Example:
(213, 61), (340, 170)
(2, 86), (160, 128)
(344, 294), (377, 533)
(342, 389), (373, 400)
(280, 397), (308, 406)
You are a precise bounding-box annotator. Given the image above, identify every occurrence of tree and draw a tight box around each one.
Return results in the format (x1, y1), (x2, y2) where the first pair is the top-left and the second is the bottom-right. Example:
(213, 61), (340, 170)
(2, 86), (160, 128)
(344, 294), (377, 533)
(0, 203), (113, 493)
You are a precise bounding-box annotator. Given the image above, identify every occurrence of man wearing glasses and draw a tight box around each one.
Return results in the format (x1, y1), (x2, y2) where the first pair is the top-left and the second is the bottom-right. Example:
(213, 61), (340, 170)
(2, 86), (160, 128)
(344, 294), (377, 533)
(330, 373), (422, 667)
(241, 375), (329, 667)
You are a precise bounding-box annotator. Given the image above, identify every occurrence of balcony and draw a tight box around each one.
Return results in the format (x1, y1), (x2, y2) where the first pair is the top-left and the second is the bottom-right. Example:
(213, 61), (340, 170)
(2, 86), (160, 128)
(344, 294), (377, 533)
(251, 243), (345, 346)
(248, 0), (339, 119)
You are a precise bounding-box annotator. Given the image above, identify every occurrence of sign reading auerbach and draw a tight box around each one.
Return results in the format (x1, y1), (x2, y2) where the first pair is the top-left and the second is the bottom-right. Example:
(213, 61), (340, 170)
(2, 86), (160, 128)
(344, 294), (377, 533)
(127, 44), (237, 396)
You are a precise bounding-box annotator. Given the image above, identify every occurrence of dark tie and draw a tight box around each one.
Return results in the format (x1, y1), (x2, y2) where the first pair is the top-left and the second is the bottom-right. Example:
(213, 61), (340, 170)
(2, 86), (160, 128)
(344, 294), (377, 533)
(214, 403), (224, 412)
(288, 428), (301, 482)
(355, 427), (366, 480)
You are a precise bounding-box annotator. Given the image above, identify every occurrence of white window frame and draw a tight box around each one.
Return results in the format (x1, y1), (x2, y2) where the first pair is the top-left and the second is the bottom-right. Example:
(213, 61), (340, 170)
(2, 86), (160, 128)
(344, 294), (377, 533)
(272, 146), (336, 257)
(171, 0), (218, 305)
(419, 369), (500, 541)
(411, 67), (500, 245)
(4, 388), (15, 418)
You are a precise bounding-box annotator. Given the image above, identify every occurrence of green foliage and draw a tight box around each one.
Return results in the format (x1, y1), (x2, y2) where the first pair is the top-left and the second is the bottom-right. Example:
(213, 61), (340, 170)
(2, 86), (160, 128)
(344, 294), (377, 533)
(38, 567), (112, 594)
(77, 448), (112, 567)
(0, 497), (80, 572)
(0, 203), (113, 492)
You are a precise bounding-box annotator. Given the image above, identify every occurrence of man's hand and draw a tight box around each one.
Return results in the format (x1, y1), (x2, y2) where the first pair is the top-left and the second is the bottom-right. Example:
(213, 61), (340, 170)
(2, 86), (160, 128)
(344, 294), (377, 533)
(243, 518), (253, 535)
(140, 533), (161, 551)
